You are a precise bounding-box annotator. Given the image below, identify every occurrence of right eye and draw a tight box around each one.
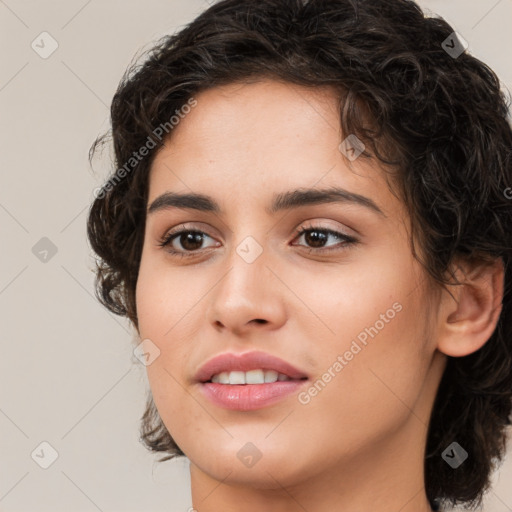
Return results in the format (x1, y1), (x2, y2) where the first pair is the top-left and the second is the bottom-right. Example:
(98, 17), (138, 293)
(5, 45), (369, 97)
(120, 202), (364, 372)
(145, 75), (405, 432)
(158, 229), (220, 258)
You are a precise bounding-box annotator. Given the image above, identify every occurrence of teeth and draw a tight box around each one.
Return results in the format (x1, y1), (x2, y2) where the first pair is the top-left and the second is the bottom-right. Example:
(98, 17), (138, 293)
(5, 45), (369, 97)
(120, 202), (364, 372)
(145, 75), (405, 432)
(263, 370), (278, 383)
(210, 369), (292, 384)
(229, 371), (246, 385)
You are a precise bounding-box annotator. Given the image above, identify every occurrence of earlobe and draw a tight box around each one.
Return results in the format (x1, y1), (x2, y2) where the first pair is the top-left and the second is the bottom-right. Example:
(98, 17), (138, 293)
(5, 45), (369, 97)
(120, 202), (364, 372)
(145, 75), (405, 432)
(436, 258), (504, 357)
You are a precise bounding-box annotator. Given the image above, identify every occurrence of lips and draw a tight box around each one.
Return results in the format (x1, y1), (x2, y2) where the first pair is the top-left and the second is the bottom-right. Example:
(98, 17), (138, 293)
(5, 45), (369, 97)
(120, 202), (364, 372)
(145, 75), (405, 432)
(194, 350), (309, 383)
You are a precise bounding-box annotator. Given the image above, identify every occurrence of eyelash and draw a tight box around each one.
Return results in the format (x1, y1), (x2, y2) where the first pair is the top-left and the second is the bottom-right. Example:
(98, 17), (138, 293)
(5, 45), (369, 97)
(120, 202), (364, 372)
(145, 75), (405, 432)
(157, 224), (358, 259)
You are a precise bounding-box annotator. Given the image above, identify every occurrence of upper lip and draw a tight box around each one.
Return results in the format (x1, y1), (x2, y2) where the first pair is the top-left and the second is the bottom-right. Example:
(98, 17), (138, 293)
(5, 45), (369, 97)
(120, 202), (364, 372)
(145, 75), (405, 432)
(195, 350), (309, 383)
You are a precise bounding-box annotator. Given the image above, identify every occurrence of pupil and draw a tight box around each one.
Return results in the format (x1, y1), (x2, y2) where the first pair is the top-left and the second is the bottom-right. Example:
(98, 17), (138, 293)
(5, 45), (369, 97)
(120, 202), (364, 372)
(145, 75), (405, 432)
(181, 232), (203, 251)
(306, 230), (327, 248)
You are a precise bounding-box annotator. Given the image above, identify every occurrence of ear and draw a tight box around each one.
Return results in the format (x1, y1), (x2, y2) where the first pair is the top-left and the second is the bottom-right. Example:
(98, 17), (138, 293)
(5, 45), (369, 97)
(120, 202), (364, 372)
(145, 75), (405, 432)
(436, 257), (504, 357)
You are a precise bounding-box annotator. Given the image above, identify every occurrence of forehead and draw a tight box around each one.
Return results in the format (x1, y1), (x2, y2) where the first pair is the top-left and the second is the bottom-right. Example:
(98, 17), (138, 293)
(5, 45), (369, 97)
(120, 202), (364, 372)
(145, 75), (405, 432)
(148, 79), (402, 219)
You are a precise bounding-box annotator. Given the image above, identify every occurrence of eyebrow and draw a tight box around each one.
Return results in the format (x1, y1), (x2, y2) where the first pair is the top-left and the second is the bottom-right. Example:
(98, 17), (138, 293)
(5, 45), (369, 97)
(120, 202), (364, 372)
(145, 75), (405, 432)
(147, 187), (386, 217)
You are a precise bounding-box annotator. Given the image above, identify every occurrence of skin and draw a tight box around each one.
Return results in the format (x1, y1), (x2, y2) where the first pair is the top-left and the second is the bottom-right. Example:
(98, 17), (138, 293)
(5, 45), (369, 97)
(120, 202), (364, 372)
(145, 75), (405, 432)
(135, 80), (504, 512)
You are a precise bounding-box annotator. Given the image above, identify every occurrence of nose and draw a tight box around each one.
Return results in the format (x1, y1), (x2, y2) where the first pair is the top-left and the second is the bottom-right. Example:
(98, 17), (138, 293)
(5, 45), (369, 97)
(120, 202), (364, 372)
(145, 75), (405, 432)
(206, 244), (287, 336)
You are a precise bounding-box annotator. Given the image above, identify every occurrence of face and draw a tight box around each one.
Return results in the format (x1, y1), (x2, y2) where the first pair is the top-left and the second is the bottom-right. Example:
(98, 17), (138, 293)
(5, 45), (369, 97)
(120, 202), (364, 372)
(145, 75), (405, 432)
(135, 79), (445, 490)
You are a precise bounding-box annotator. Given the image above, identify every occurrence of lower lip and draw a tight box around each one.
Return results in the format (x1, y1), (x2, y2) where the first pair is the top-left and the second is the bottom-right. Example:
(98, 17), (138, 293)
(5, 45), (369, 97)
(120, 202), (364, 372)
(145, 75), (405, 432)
(200, 380), (308, 411)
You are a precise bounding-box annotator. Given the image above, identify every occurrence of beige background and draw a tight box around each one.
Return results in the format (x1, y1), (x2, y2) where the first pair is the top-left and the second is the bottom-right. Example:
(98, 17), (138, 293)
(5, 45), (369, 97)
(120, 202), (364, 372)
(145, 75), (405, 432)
(1, 1), (511, 511)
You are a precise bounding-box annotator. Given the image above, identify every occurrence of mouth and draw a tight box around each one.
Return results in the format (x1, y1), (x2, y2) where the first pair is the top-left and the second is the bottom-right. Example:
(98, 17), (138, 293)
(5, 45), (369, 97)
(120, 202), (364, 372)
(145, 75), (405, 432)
(197, 355), (310, 411)
(199, 377), (310, 411)
(195, 350), (310, 384)
(203, 369), (309, 385)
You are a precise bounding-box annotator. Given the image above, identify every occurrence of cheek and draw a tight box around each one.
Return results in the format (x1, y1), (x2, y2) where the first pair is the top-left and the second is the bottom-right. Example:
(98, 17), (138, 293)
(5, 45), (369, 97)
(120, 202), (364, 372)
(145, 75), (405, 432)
(289, 243), (417, 344)
(135, 252), (206, 430)
(291, 249), (431, 428)
(135, 250), (203, 338)
(289, 300), (431, 467)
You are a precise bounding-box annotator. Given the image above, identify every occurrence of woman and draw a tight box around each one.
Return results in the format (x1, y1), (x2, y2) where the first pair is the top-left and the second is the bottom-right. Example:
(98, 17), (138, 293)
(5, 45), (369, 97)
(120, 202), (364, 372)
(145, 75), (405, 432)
(87, 0), (512, 510)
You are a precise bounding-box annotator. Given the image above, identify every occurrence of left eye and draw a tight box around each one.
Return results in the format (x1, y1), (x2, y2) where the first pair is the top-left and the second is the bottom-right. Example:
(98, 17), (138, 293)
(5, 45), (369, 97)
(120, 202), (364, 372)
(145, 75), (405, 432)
(292, 227), (357, 252)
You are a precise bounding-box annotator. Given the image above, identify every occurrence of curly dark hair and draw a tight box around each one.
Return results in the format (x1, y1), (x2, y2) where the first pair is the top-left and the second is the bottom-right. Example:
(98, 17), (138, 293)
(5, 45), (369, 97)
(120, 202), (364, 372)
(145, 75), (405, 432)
(86, 0), (512, 509)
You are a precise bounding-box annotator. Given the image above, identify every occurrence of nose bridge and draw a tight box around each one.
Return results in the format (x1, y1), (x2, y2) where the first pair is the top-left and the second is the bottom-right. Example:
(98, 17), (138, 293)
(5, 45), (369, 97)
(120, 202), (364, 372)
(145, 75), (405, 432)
(207, 229), (283, 329)
(222, 233), (268, 297)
